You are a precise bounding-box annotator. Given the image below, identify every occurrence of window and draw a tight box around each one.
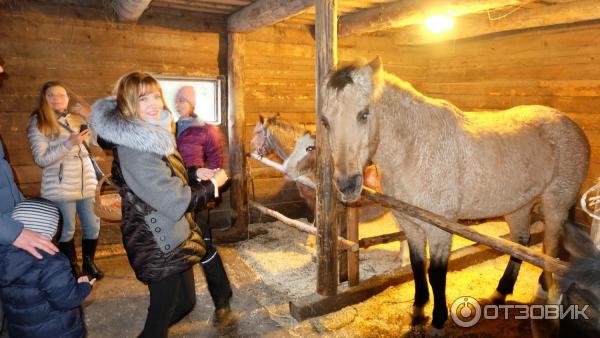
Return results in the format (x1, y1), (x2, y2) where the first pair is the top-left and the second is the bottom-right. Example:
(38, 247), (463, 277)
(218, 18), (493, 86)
(156, 77), (222, 124)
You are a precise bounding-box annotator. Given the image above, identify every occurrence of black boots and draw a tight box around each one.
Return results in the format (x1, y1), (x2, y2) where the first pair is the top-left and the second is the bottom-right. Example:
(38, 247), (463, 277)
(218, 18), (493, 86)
(201, 248), (235, 327)
(59, 239), (104, 280)
(82, 239), (104, 280)
(58, 240), (81, 278)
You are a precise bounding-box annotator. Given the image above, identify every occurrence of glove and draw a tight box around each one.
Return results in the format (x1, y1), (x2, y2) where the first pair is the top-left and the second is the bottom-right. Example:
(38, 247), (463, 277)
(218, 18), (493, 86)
(186, 181), (216, 213)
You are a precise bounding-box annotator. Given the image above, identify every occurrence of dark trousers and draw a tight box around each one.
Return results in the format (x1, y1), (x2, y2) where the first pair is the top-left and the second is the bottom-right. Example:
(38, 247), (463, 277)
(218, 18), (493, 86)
(138, 268), (196, 338)
(196, 211), (233, 310)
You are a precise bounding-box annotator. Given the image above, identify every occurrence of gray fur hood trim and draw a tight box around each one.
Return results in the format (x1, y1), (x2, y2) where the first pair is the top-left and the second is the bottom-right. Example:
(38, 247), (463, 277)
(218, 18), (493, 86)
(90, 97), (175, 156)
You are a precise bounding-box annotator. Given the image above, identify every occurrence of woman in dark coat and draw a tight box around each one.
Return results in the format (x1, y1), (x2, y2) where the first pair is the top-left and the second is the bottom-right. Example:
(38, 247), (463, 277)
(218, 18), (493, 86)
(90, 72), (230, 338)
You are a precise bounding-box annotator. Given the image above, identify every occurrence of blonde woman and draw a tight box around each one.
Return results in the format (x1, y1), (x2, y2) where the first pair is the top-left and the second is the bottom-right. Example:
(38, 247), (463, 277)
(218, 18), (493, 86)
(27, 81), (103, 280)
(92, 72), (231, 337)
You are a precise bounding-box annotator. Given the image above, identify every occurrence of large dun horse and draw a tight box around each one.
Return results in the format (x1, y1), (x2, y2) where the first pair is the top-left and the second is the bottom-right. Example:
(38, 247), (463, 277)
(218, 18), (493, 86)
(321, 57), (590, 334)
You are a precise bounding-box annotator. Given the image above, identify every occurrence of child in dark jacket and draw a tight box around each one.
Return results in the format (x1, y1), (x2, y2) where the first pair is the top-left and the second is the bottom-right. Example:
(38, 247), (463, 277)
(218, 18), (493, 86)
(0, 198), (95, 338)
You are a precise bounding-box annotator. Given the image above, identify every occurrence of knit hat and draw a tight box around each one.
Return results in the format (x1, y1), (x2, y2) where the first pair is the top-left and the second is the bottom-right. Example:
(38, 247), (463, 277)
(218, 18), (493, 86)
(176, 86), (196, 107)
(11, 198), (61, 240)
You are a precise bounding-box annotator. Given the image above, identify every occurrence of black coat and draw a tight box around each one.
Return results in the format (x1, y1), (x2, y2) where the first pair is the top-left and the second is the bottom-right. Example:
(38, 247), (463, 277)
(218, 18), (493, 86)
(91, 97), (215, 284)
(111, 149), (212, 283)
(0, 248), (91, 338)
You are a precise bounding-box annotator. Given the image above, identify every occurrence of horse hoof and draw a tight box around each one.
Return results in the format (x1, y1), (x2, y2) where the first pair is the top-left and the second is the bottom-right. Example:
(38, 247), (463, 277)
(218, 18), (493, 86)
(426, 326), (445, 337)
(488, 290), (507, 305)
(411, 305), (428, 326)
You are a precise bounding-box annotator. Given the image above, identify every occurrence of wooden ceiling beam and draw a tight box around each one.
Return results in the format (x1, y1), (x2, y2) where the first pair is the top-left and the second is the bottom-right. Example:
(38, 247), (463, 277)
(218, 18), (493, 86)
(392, 0), (600, 45)
(338, 0), (538, 37)
(228, 0), (314, 32)
(111, 0), (153, 22)
(151, 2), (233, 14)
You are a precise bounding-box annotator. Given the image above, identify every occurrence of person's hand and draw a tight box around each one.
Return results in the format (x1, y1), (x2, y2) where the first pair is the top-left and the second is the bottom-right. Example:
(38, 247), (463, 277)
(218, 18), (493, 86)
(71, 103), (92, 118)
(211, 168), (228, 187)
(65, 129), (90, 148)
(12, 229), (58, 259)
(77, 275), (96, 285)
(196, 168), (215, 181)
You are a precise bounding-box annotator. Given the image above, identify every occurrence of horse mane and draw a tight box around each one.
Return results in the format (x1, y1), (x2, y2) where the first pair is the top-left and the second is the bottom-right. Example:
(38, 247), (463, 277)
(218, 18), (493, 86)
(265, 115), (311, 157)
(379, 69), (466, 125)
(328, 63), (360, 91)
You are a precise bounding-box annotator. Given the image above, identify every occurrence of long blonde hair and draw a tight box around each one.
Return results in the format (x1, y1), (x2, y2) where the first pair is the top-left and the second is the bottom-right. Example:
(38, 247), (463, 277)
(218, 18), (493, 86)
(115, 72), (170, 120)
(32, 81), (86, 138)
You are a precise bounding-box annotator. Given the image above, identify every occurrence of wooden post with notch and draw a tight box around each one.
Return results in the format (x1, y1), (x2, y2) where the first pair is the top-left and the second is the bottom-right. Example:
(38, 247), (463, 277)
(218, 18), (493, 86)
(315, 0), (338, 296)
(221, 32), (249, 242)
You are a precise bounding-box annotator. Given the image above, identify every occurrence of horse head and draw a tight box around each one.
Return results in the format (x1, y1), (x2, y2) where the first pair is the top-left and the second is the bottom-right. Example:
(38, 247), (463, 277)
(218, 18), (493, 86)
(283, 132), (316, 180)
(322, 57), (383, 203)
(250, 115), (270, 156)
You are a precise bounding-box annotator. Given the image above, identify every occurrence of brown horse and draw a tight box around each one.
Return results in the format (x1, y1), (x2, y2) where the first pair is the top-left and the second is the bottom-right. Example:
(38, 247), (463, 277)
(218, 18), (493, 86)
(321, 57), (590, 334)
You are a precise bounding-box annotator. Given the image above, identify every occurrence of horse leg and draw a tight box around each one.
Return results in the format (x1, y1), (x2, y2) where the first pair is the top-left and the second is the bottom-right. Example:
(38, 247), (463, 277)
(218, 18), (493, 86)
(399, 240), (410, 267)
(393, 211), (429, 325)
(536, 195), (569, 301)
(491, 202), (533, 304)
(427, 226), (452, 334)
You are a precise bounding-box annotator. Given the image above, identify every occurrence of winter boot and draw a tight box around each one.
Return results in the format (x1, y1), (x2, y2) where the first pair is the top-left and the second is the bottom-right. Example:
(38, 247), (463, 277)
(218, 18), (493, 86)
(82, 239), (104, 280)
(58, 240), (81, 278)
(201, 246), (235, 327)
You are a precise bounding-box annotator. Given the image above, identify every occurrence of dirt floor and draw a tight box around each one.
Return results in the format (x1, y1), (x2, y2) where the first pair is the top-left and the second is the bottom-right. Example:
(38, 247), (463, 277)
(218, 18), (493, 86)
(231, 213), (545, 338)
(1, 213), (548, 338)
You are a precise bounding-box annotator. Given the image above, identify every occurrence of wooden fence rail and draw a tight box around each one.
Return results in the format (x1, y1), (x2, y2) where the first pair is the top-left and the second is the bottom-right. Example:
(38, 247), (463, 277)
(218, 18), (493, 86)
(362, 189), (569, 275)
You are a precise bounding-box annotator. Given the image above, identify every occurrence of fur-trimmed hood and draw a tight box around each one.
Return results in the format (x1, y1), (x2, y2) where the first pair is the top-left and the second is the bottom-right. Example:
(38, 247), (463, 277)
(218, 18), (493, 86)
(90, 97), (176, 156)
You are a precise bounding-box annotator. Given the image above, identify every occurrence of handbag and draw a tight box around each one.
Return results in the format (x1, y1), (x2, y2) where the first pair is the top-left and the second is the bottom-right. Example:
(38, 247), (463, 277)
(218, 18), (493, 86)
(57, 120), (105, 181)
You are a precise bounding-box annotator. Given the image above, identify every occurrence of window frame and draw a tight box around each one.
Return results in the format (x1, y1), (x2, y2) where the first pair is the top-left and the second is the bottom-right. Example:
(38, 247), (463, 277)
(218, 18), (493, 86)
(155, 75), (223, 125)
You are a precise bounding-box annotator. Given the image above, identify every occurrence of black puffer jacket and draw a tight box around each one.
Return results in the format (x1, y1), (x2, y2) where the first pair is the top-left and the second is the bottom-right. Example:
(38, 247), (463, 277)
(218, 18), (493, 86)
(92, 97), (215, 284)
(112, 150), (214, 283)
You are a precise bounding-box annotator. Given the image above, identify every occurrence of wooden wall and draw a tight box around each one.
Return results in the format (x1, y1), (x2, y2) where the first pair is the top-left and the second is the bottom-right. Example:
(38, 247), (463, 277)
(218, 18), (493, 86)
(242, 20), (600, 224)
(414, 21), (600, 221)
(3, 2), (598, 233)
(242, 24), (429, 220)
(0, 2), (229, 228)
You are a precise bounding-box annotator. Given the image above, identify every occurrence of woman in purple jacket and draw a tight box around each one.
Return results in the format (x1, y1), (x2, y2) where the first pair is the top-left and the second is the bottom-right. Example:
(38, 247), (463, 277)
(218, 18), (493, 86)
(175, 86), (223, 172)
(173, 85), (233, 326)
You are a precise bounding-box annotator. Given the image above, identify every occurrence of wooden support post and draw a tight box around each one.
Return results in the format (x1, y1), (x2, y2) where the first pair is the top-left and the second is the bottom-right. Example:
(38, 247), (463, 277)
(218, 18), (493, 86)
(338, 208), (348, 284)
(362, 190), (569, 275)
(346, 206), (359, 286)
(315, 0), (338, 296)
(222, 32), (249, 242)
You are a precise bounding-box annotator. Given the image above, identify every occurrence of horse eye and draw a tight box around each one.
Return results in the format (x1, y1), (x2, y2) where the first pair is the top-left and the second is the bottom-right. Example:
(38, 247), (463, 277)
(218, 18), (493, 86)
(358, 109), (369, 122)
(320, 117), (330, 129)
(306, 145), (315, 152)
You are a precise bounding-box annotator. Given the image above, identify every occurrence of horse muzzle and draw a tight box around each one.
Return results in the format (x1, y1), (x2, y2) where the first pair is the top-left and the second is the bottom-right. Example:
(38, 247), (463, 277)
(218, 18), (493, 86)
(335, 174), (363, 203)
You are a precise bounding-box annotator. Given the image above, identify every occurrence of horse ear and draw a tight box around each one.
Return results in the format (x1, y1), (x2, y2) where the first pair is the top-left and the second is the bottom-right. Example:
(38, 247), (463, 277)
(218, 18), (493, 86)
(259, 115), (264, 124)
(369, 56), (383, 74)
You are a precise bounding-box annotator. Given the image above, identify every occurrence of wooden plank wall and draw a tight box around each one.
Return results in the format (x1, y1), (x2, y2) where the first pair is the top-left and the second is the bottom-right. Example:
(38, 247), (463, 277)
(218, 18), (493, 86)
(243, 24), (429, 220)
(4, 3), (597, 232)
(0, 2), (227, 221)
(413, 22), (600, 222)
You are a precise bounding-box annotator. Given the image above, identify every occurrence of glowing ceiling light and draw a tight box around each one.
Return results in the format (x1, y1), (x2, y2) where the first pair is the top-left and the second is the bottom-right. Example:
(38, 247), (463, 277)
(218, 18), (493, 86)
(425, 15), (454, 33)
